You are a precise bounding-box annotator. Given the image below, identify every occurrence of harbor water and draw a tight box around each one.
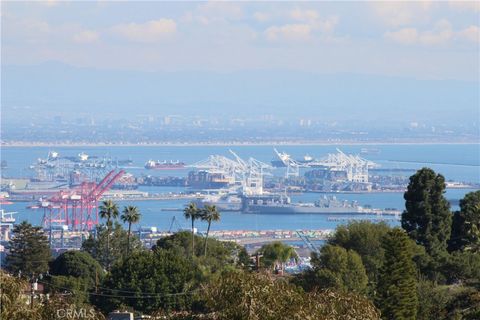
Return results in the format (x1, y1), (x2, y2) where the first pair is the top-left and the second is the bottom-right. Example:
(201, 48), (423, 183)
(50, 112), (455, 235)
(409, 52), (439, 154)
(1, 144), (479, 233)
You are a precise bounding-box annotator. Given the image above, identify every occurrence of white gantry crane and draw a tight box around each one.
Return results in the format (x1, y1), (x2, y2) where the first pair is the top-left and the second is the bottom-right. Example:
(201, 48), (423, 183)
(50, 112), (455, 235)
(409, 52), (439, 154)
(273, 148), (379, 182)
(315, 148), (375, 183)
(189, 151), (273, 196)
(273, 148), (301, 178)
(229, 150), (272, 195)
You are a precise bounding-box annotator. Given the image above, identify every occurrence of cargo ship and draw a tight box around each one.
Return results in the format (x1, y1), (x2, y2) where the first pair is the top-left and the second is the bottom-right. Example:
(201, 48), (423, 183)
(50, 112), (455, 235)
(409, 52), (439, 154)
(145, 160), (186, 170)
(243, 194), (400, 215)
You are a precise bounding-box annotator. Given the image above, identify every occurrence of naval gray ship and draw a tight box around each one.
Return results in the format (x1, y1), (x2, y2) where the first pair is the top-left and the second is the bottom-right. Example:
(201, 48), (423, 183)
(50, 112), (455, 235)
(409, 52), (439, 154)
(243, 194), (400, 215)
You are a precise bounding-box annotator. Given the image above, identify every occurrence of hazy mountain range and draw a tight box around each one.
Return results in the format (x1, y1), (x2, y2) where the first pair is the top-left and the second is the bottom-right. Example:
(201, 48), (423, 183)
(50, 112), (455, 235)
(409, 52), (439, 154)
(2, 62), (478, 126)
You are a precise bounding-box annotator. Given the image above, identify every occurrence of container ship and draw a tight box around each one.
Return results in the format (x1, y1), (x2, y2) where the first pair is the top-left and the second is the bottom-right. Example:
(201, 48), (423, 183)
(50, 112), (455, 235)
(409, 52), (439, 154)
(145, 160), (186, 170)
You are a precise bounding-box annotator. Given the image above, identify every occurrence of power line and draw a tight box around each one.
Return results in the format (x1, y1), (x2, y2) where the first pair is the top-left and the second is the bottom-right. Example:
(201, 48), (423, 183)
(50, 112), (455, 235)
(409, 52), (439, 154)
(37, 280), (205, 299)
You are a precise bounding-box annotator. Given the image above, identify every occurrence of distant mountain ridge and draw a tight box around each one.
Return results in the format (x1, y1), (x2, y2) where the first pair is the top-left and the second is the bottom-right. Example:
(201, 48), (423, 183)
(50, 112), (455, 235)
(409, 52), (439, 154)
(2, 62), (478, 124)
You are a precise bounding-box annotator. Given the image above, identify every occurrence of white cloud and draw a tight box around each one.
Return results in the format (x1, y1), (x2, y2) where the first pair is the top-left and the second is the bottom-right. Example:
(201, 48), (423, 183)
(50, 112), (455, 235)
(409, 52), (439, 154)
(419, 19), (453, 45)
(385, 25), (452, 46)
(73, 30), (100, 44)
(370, 2), (432, 27)
(313, 16), (339, 34)
(264, 10), (338, 43)
(290, 8), (319, 22)
(385, 19), (479, 46)
(265, 24), (311, 41)
(385, 28), (419, 45)
(111, 19), (176, 43)
(2, 15), (51, 43)
(38, 0), (59, 7)
(448, 1), (480, 12)
(182, 2), (244, 25)
(197, 2), (243, 20)
(253, 12), (270, 23)
(458, 25), (480, 43)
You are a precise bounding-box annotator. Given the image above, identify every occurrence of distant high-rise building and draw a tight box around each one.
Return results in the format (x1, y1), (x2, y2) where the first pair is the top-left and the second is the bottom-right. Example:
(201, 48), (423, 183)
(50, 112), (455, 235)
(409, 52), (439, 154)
(163, 116), (172, 125)
(299, 119), (312, 127)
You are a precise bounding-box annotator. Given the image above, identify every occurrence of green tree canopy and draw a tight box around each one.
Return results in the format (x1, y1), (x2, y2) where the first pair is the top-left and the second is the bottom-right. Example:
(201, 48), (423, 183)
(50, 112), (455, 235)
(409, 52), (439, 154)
(377, 228), (418, 320)
(98, 200), (120, 270)
(0, 270), (104, 320)
(96, 249), (197, 314)
(308, 244), (368, 294)
(327, 221), (391, 287)
(0, 270), (40, 320)
(5, 221), (52, 277)
(81, 222), (143, 270)
(256, 241), (298, 271)
(99, 200), (119, 227)
(49, 250), (104, 290)
(200, 204), (221, 257)
(183, 202), (202, 256)
(416, 278), (451, 320)
(401, 168), (452, 257)
(120, 205), (141, 255)
(449, 190), (480, 253)
(154, 231), (246, 274)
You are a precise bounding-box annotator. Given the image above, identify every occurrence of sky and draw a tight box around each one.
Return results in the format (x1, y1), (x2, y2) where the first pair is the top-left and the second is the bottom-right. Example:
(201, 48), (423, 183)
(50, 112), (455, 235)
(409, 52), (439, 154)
(1, 1), (479, 124)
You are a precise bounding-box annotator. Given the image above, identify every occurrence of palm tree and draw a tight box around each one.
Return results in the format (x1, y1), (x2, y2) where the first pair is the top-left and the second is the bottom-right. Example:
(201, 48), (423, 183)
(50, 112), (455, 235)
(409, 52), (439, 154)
(201, 205), (221, 257)
(99, 200), (119, 269)
(184, 202), (201, 257)
(121, 206), (141, 255)
(258, 242), (297, 272)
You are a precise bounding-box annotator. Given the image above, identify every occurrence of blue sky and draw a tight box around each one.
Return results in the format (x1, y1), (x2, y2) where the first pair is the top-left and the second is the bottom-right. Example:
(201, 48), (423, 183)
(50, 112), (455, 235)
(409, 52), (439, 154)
(2, 1), (479, 80)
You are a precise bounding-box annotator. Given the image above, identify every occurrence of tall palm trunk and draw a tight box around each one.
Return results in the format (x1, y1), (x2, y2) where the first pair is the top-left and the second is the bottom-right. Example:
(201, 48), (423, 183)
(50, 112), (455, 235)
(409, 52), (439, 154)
(191, 218), (195, 257)
(106, 217), (111, 269)
(127, 222), (132, 255)
(204, 220), (212, 257)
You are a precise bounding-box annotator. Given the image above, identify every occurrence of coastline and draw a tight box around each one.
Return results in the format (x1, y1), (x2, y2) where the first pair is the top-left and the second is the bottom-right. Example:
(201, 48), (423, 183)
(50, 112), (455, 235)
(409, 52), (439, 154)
(1, 140), (479, 148)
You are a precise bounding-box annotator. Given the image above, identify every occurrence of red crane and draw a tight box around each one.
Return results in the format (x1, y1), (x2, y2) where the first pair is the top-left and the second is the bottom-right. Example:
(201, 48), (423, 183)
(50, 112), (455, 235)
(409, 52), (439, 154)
(36, 169), (125, 231)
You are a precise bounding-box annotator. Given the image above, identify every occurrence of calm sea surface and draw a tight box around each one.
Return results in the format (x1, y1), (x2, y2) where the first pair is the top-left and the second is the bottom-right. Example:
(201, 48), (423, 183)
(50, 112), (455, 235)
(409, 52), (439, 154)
(1, 144), (479, 232)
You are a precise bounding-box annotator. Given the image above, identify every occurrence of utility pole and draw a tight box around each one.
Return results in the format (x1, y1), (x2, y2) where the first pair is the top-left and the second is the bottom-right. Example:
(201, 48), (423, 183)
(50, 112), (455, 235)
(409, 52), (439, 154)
(95, 269), (98, 293)
(30, 277), (37, 310)
(254, 253), (263, 272)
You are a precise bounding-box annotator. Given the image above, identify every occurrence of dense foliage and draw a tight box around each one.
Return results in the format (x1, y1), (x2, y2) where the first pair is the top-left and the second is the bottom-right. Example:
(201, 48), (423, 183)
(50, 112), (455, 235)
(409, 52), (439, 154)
(377, 228), (418, 320)
(5, 221), (52, 277)
(47, 251), (105, 305)
(449, 190), (480, 252)
(204, 270), (380, 320)
(50, 251), (104, 289)
(81, 222), (143, 269)
(255, 241), (298, 270)
(96, 249), (197, 313)
(154, 231), (249, 274)
(0, 270), (104, 320)
(402, 168), (451, 257)
(0, 270), (39, 320)
(294, 244), (368, 295)
(327, 221), (390, 290)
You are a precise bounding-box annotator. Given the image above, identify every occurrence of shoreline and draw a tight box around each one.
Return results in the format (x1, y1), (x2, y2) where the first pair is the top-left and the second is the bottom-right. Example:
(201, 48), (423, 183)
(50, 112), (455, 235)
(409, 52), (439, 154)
(1, 140), (479, 148)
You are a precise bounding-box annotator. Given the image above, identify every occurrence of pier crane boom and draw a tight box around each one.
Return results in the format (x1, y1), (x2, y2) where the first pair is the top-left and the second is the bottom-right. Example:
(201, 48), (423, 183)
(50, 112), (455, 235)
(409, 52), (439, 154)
(33, 169), (125, 231)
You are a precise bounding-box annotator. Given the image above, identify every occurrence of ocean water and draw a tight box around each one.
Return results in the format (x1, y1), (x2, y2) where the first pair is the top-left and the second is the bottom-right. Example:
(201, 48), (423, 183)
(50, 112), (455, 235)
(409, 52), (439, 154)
(1, 144), (479, 232)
